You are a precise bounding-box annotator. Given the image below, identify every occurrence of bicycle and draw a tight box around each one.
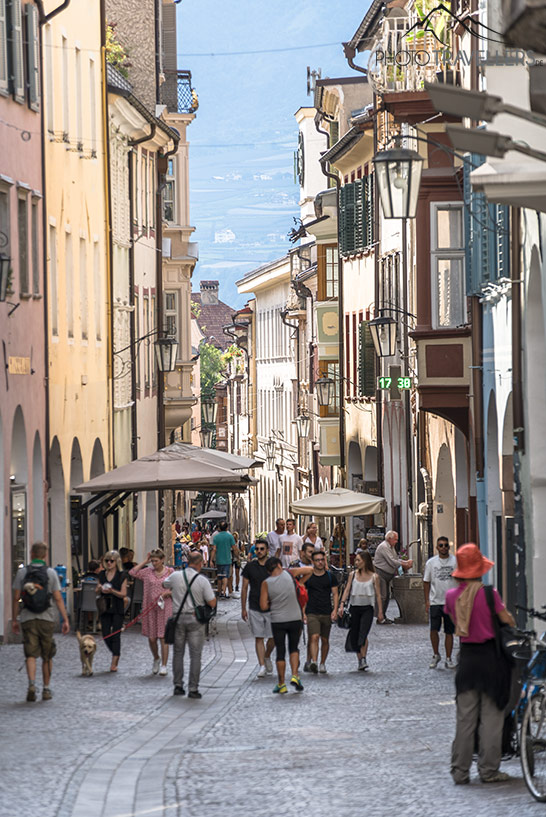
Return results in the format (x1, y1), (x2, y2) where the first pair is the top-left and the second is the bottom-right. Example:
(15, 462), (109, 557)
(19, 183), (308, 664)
(514, 605), (546, 801)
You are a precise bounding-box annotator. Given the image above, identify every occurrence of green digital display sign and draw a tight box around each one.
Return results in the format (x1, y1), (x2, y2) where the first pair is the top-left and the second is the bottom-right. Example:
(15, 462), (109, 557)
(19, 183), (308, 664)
(377, 376), (413, 390)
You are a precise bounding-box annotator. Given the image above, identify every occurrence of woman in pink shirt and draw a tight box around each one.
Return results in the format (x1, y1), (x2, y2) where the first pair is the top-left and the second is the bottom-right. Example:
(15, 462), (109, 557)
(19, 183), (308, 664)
(444, 544), (515, 786)
(130, 550), (173, 676)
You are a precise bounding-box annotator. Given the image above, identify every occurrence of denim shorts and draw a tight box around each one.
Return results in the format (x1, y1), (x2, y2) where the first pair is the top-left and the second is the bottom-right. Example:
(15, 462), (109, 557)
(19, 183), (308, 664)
(216, 564), (231, 579)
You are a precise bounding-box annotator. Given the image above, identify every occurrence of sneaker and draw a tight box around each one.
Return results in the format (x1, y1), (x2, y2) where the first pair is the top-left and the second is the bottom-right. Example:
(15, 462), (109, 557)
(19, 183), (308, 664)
(429, 654), (441, 669)
(264, 657), (273, 674)
(480, 772), (510, 783)
(303, 661), (310, 673)
(224, 590), (230, 599)
(319, 663), (327, 674)
(152, 658), (160, 675)
(290, 675), (304, 691)
(309, 661), (318, 674)
(358, 657), (368, 671)
(159, 665), (168, 676)
(26, 685), (36, 703)
(42, 688), (52, 701)
(445, 657), (457, 669)
(257, 665), (267, 678)
(377, 618), (394, 625)
(188, 690), (202, 699)
(173, 685), (185, 696)
(273, 683), (288, 694)
(453, 776), (470, 785)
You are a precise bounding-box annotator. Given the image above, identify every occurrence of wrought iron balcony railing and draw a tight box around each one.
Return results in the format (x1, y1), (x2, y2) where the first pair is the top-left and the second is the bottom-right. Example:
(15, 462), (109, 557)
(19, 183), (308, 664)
(161, 70), (198, 114)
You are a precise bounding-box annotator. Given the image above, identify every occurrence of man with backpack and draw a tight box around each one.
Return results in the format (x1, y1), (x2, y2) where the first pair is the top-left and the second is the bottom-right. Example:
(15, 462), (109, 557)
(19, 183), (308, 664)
(12, 542), (70, 702)
(303, 550), (339, 674)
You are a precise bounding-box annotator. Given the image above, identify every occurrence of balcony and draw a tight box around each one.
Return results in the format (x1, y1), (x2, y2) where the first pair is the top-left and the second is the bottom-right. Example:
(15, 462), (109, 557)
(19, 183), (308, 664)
(161, 70), (198, 115)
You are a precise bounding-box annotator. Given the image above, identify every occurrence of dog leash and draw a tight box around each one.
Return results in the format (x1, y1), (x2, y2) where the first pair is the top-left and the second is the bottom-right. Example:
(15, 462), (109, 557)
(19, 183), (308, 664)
(101, 597), (164, 642)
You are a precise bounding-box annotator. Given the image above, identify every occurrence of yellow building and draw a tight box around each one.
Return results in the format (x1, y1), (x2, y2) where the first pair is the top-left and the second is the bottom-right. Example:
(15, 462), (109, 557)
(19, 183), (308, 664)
(43, 0), (112, 577)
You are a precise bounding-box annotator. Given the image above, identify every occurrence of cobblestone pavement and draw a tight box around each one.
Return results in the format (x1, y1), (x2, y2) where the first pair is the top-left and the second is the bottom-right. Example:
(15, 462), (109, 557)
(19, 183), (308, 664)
(1, 598), (545, 817)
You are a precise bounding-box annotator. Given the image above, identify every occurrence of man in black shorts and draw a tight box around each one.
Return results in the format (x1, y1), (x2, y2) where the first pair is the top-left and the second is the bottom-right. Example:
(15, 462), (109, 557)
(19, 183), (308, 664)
(303, 550), (339, 674)
(241, 539), (275, 678)
(423, 536), (457, 669)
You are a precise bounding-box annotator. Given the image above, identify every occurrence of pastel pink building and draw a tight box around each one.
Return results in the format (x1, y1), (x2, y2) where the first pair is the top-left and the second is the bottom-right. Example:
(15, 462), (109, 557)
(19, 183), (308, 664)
(0, 0), (46, 640)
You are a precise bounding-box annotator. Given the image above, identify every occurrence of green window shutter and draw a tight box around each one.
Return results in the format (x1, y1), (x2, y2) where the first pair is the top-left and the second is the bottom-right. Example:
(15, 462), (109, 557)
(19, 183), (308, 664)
(25, 3), (39, 111)
(354, 179), (363, 252)
(338, 185), (346, 255)
(364, 175), (374, 248)
(358, 321), (376, 397)
(9, 0), (24, 102)
(0, 0), (7, 94)
(340, 182), (356, 256)
(496, 205), (510, 280)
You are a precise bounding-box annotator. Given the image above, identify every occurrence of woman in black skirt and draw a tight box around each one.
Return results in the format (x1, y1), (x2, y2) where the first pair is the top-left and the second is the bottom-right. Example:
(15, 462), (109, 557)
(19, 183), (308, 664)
(444, 544), (515, 785)
(339, 551), (384, 671)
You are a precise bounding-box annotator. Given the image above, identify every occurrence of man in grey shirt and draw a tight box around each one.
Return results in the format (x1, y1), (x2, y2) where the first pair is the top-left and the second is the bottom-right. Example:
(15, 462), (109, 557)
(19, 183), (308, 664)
(373, 531), (413, 624)
(163, 551), (216, 698)
(12, 541), (70, 702)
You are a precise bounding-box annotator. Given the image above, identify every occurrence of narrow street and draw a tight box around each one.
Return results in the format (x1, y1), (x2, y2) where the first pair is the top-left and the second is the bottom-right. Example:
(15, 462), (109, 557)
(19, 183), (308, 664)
(1, 603), (543, 817)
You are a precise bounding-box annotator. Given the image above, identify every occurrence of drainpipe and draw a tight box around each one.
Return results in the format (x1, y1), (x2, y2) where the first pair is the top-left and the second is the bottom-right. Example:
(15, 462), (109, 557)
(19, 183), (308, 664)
(342, 43), (368, 77)
(128, 151), (137, 462)
(471, 296), (486, 548)
(34, 0), (72, 553)
(402, 220), (413, 532)
(372, 103), (384, 502)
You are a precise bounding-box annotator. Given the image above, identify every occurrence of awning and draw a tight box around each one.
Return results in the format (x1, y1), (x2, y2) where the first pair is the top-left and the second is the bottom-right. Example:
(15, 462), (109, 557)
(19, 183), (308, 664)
(74, 443), (257, 494)
(290, 487), (386, 517)
(194, 510), (226, 520)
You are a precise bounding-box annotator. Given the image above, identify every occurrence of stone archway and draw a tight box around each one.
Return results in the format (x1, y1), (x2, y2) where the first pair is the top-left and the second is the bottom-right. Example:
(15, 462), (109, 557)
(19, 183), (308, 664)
(525, 246), (546, 602)
(32, 432), (44, 542)
(347, 440), (363, 551)
(10, 407), (28, 574)
(49, 437), (66, 568)
(434, 443), (455, 547)
(89, 439), (105, 557)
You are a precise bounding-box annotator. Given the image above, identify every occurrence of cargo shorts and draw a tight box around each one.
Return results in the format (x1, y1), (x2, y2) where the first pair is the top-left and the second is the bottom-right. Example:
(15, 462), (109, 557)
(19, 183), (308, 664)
(21, 619), (57, 660)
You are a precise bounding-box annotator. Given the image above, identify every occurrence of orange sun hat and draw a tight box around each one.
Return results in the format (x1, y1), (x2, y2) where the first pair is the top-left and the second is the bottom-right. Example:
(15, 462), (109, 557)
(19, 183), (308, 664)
(452, 543), (495, 579)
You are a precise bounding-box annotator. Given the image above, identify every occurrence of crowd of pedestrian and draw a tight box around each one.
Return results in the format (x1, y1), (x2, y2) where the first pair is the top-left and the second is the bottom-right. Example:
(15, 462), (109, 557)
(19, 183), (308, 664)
(11, 518), (520, 786)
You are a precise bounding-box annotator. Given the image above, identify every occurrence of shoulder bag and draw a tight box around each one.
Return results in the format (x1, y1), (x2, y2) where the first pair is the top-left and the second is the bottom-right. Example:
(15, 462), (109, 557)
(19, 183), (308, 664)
(164, 572), (199, 644)
(484, 585), (524, 665)
(337, 571), (354, 630)
(183, 571), (216, 624)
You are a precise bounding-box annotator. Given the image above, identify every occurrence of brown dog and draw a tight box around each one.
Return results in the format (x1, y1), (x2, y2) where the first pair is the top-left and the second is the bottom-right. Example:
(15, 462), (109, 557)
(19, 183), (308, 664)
(76, 630), (97, 676)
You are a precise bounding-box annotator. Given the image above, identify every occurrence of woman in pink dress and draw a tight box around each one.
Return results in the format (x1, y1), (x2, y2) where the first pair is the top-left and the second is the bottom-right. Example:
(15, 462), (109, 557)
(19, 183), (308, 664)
(130, 549), (173, 676)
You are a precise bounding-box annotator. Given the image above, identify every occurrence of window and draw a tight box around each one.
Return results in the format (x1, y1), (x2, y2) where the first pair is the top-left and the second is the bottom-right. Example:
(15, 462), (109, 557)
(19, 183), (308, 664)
(0, 0), (7, 94)
(164, 290), (179, 341)
(25, 3), (39, 110)
(142, 151), (148, 228)
(79, 238), (87, 339)
(358, 321), (376, 397)
(17, 196), (28, 292)
(134, 292), (140, 390)
(149, 154), (155, 230)
(94, 239), (101, 340)
(65, 231), (73, 336)
(143, 295), (150, 386)
(131, 150), (138, 229)
(163, 159), (175, 222)
(45, 23), (53, 132)
(89, 59), (96, 156)
(319, 361), (339, 416)
(431, 203), (466, 329)
(150, 293), (156, 386)
(0, 187), (10, 259)
(75, 47), (82, 150)
(62, 36), (69, 139)
(325, 245), (338, 299)
(49, 225), (58, 335)
(8, 0), (24, 102)
(339, 177), (374, 256)
(31, 198), (39, 294)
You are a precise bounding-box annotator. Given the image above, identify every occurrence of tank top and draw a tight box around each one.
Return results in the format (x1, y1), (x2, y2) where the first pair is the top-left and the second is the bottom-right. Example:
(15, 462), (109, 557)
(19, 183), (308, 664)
(266, 571), (302, 623)
(350, 574), (375, 606)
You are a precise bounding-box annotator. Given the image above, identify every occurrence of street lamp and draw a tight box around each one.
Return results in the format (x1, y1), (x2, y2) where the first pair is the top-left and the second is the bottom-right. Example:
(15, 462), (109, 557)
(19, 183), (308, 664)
(368, 315), (397, 358)
(316, 375), (334, 407)
(295, 413), (311, 438)
(202, 397), (217, 426)
(446, 124), (546, 163)
(0, 254), (10, 302)
(373, 146), (424, 219)
(200, 427), (214, 448)
(154, 336), (179, 372)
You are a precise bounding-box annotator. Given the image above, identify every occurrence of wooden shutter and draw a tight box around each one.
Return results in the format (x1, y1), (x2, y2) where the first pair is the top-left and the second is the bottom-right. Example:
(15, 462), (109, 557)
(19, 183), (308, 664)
(358, 321), (376, 397)
(25, 3), (39, 110)
(354, 178), (363, 252)
(338, 186), (346, 255)
(340, 182), (356, 256)
(364, 175), (374, 248)
(10, 0), (24, 102)
(496, 205), (510, 280)
(162, 2), (177, 72)
(0, 0), (7, 94)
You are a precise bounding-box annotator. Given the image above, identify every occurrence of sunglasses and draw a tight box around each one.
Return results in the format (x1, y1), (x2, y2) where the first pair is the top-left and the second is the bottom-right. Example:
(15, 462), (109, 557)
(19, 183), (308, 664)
(438, 544), (449, 548)
(255, 548), (267, 553)
(104, 558), (115, 563)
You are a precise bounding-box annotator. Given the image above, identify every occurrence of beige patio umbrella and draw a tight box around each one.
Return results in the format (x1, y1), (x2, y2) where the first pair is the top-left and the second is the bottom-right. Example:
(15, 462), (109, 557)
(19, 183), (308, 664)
(290, 487), (385, 517)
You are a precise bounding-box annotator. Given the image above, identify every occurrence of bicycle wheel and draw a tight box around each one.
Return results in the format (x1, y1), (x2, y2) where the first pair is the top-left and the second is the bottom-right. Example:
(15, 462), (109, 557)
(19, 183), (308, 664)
(521, 690), (546, 801)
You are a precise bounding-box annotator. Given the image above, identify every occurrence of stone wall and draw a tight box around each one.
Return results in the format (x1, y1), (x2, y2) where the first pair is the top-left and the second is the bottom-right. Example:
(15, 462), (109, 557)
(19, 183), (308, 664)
(105, 0), (157, 112)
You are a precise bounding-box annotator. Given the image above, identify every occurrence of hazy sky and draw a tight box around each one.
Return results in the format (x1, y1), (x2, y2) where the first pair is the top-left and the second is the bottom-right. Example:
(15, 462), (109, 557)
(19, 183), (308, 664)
(177, 0), (369, 308)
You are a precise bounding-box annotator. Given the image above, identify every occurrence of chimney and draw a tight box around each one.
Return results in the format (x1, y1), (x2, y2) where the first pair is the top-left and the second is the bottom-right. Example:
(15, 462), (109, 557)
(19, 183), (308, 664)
(200, 280), (219, 305)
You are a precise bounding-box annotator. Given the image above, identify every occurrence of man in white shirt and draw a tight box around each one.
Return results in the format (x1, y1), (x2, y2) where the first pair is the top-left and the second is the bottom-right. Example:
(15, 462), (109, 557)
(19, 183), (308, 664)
(266, 518), (285, 558)
(277, 518), (304, 568)
(163, 551), (216, 698)
(423, 536), (457, 669)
